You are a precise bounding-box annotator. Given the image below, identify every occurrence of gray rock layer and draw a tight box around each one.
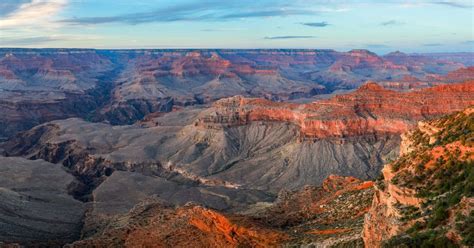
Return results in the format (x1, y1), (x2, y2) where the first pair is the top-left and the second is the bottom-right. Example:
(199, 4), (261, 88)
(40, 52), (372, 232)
(0, 156), (84, 246)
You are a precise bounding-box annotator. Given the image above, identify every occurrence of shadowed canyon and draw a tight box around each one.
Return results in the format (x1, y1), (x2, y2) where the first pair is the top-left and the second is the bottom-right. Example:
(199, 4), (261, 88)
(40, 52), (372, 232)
(0, 49), (473, 247)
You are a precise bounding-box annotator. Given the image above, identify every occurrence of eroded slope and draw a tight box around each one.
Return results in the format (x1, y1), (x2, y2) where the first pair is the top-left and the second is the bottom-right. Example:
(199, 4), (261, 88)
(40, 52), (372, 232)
(363, 107), (474, 247)
(0, 156), (85, 246)
(69, 175), (373, 247)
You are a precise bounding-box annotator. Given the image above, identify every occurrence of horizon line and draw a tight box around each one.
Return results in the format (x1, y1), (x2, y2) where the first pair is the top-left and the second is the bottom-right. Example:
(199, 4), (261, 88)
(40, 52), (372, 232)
(0, 47), (472, 55)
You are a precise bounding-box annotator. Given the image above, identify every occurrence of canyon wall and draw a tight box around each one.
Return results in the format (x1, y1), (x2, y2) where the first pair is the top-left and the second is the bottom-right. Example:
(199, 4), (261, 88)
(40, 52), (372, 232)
(1, 48), (471, 138)
(363, 108), (474, 247)
(3, 82), (473, 198)
(197, 81), (474, 139)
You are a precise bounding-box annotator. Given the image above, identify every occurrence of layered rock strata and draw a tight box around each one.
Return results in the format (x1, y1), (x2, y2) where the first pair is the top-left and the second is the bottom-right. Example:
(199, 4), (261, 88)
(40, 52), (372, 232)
(363, 107), (474, 247)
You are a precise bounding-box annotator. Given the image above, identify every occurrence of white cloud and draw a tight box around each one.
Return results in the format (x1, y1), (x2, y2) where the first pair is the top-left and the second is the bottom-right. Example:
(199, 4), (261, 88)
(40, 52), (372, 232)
(0, 0), (74, 47)
(0, 0), (67, 29)
(318, 7), (350, 12)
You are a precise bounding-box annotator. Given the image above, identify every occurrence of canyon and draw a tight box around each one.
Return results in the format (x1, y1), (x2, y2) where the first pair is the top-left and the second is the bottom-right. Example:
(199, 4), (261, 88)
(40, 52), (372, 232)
(3, 81), (473, 199)
(0, 49), (473, 247)
(0, 49), (472, 139)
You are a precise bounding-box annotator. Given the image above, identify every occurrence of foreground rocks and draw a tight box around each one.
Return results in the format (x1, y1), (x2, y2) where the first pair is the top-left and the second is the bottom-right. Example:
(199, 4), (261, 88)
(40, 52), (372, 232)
(69, 175), (374, 247)
(69, 199), (288, 248)
(363, 107), (474, 247)
(0, 156), (85, 246)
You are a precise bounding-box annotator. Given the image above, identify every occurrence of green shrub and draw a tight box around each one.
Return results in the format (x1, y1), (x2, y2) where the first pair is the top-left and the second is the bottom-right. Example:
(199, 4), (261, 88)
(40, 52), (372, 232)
(427, 201), (448, 228)
(456, 211), (474, 246)
(384, 230), (457, 248)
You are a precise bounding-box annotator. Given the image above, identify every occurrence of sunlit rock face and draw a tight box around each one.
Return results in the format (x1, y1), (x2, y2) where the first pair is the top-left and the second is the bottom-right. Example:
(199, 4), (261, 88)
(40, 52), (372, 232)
(363, 107), (474, 247)
(197, 81), (474, 139)
(0, 48), (471, 139)
(68, 175), (374, 247)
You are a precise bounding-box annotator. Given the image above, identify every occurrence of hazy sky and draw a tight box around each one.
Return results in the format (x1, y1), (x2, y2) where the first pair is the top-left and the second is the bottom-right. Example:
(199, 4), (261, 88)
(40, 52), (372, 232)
(0, 0), (473, 53)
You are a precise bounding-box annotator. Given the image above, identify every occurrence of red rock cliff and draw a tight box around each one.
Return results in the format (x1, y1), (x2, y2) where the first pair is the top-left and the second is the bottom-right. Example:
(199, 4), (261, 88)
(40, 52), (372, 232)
(363, 108), (474, 247)
(197, 81), (474, 138)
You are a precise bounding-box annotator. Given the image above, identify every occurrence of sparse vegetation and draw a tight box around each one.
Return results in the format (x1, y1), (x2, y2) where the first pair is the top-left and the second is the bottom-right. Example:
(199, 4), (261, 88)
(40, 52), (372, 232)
(383, 109), (474, 247)
(391, 156), (407, 172)
(375, 179), (385, 191)
(383, 230), (457, 248)
(456, 210), (474, 246)
(433, 111), (474, 146)
(399, 205), (421, 222)
(411, 129), (430, 147)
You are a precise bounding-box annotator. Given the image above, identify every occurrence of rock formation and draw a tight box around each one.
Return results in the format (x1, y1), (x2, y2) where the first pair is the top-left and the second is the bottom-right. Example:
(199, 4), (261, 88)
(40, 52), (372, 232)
(69, 199), (288, 248)
(0, 156), (85, 246)
(0, 49), (117, 140)
(363, 107), (474, 247)
(0, 48), (471, 138)
(68, 175), (373, 247)
(3, 82), (473, 201)
(0, 50), (472, 246)
(197, 80), (474, 138)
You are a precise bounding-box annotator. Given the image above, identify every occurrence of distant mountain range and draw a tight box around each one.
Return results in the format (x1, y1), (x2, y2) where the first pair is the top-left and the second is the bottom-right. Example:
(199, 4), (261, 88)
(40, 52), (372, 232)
(0, 49), (472, 139)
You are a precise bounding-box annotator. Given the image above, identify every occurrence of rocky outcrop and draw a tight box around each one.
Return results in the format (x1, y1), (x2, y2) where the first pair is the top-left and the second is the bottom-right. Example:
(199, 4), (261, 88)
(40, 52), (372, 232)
(0, 49), (118, 139)
(363, 107), (474, 247)
(251, 175), (374, 247)
(69, 198), (288, 248)
(0, 156), (85, 246)
(197, 81), (474, 139)
(362, 163), (420, 247)
(263, 175), (374, 227)
(432, 66), (474, 82)
(100, 97), (175, 125)
(1, 116), (399, 197)
(69, 175), (373, 247)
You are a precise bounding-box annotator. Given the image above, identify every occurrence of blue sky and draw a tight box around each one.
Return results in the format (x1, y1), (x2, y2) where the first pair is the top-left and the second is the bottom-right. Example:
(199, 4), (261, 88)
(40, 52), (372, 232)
(0, 0), (473, 53)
